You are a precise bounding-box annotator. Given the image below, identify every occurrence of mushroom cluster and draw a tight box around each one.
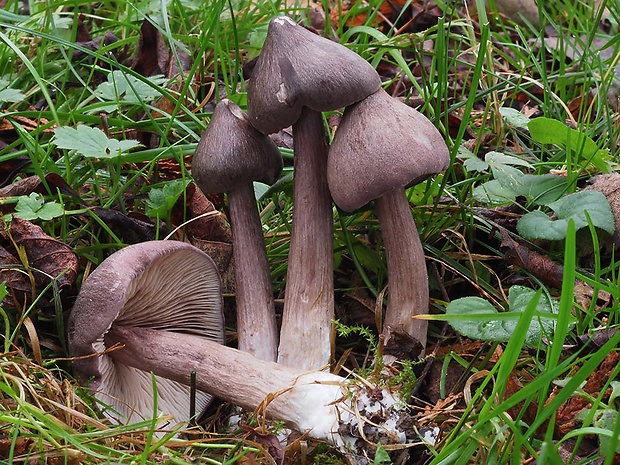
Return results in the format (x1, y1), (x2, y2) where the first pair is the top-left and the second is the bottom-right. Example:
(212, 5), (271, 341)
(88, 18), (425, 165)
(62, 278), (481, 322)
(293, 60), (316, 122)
(68, 13), (450, 461)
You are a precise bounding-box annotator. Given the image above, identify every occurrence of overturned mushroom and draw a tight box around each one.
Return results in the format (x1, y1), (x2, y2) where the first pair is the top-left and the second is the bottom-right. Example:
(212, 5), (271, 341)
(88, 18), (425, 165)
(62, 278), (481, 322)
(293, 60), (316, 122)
(69, 239), (412, 462)
(68, 240), (225, 427)
(192, 99), (281, 362)
(247, 16), (381, 370)
(328, 88), (450, 358)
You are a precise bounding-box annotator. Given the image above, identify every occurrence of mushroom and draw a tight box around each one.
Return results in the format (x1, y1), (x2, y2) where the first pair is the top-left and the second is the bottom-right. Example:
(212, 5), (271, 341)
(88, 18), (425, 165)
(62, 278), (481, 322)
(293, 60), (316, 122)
(247, 16), (381, 370)
(68, 240), (225, 427)
(102, 325), (409, 461)
(70, 240), (412, 462)
(327, 88), (450, 358)
(192, 99), (281, 362)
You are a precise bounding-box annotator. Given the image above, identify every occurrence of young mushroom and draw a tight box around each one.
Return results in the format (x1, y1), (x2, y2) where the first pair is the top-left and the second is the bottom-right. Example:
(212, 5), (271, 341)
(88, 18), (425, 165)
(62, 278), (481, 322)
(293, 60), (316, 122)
(327, 88), (450, 358)
(70, 240), (412, 463)
(192, 99), (281, 362)
(246, 16), (381, 370)
(68, 240), (225, 427)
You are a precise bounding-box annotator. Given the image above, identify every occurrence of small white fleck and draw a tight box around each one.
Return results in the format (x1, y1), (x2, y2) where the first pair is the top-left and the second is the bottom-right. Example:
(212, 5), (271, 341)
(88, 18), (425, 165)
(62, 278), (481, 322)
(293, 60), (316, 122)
(422, 427), (440, 446)
(276, 83), (288, 104)
(273, 16), (296, 26)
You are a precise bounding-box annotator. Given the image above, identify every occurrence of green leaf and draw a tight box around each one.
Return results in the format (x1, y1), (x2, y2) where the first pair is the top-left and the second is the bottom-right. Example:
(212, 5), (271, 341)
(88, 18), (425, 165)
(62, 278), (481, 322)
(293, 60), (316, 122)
(0, 79), (25, 103)
(486, 151), (533, 170)
(594, 409), (620, 454)
(372, 444), (391, 464)
(146, 179), (190, 219)
(513, 174), (567, 205)
(517, 190), (615, 240)
(473, 179), (517, 204)
(95, 70), (167, 105)
(445, 286), (557, 346)
(458, 146), (489, 172)
(52, 125), (142, 159)
(500, 107), (530, 129)
(14, 193), (65, 221)
(0, 88), (25, 103)
(528, 117), (611, 173)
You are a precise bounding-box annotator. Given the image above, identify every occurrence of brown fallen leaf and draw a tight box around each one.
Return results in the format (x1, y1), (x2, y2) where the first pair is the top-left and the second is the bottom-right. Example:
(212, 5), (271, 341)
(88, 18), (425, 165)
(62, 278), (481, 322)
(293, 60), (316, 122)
(128, 19), (194, 148)
(555, 351), (620, 437)
(585, 173), (620, 248)
(329, 0), (442, 34)
(7, 217), (78, 290)
(0, 153), (30, 188)
(131, 20), (172, 77)
(240, 424), (285, 465)
(91, 207), (163, 244)
(177, 183), (232, 244)
(72, 31), (119, 61)
(0, 243), (32, 308)
(0, 432), (33, 458)
(0, 173), (79, 202)
(501, 230), (564, 289)
(0, 113), (51, 134)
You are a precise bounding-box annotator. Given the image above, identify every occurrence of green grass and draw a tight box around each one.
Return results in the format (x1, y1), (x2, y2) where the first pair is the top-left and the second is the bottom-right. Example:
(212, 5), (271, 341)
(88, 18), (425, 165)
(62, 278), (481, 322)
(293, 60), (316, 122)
(0, 0), (619, 463)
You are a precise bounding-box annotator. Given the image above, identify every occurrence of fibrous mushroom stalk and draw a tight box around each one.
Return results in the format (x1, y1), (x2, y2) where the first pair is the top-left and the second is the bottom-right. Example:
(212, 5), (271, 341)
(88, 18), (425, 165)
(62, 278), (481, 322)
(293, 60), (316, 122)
(106, 325), (408, 460)
(277, 108), (334, 370)
(227, 182), (279, 361)
(375, 189), (428, 352)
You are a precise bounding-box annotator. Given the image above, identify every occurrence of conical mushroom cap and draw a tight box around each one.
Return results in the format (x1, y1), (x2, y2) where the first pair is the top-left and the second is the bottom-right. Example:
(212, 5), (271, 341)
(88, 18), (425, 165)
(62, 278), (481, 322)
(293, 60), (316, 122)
(192, 99), (283, 194)
(68, 240), (224, 427)
(247, 16), (381, 135)
(328, 89), (450, 212)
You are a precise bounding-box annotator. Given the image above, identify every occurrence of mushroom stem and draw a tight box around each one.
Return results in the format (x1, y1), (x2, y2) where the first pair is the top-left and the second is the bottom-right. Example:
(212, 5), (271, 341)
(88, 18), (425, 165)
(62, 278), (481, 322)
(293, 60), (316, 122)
(278, 108), (334, 370)
(228, 183), (278, 362)
(374, 188), (429, 353)
(106, 325), (407, 455)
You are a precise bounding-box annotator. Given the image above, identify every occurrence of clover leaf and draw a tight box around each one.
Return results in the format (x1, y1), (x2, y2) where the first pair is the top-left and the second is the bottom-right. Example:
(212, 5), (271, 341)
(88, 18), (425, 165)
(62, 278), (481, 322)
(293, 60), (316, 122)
(14, 193), (65, 221)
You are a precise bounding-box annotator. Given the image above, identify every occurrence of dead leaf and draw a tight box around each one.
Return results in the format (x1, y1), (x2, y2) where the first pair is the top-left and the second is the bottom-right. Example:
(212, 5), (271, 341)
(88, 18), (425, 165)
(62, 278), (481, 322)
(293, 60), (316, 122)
(329, 0), (442, 34)
(0, 432), (33, 458)
(0, 173), (79, 202)
(0, 243), (32, 308)
(501, 230), (564, 289)
(91, 207), (163, 244)
(555, 351), (620, 437)
(0, 154), (30, 188)
(131, 20), (171, 77)
(585, 173), (620, 248)
(7, 217), (78, 289)
(72, 31), (119, 61)
(177, 183), (232, 244)
(240, 424), (285, 465)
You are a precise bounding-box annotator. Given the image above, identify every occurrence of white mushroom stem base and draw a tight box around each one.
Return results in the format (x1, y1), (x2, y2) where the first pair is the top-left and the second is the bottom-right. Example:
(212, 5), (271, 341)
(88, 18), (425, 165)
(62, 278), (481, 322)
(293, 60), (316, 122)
(106, 326), (408, 457)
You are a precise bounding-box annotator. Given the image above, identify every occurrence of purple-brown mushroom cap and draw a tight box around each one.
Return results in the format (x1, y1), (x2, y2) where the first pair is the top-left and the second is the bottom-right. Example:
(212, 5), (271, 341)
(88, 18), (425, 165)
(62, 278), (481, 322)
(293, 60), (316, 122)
(246, 16), (381, 135)
(192, 99), (283, 194)
(328, 89), (450, 212)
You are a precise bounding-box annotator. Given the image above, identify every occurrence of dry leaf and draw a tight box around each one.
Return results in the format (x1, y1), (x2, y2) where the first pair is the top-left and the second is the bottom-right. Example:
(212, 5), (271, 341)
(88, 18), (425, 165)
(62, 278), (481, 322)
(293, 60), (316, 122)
(8, 217), (78, 289)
